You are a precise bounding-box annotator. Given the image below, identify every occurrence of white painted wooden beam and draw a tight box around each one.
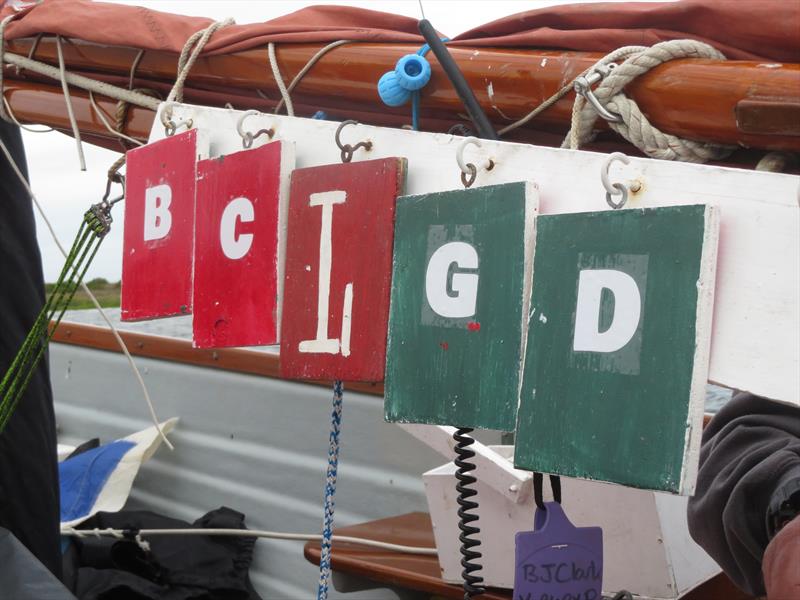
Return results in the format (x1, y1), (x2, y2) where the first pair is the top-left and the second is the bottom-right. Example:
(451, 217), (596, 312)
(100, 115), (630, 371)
(396, 423), (532, 504)
(156, 104), (800, 404)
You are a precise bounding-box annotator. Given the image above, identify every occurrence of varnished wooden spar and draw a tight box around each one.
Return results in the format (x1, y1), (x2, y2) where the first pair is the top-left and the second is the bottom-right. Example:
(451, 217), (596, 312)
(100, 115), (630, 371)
(49, 320), (715, 428)
(4, 37), (800, 151)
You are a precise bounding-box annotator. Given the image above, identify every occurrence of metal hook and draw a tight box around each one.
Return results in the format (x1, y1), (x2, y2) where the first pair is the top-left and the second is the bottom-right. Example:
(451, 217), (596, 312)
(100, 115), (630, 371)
(601, 152), (635, 209)
(335, 120), (372, 163)
(456, 136), (494, 188)
(236, 109), (275, 149)
(100, 176), (125, 211)
(162, 102), (193, 136)
(574, 63), (622, 123)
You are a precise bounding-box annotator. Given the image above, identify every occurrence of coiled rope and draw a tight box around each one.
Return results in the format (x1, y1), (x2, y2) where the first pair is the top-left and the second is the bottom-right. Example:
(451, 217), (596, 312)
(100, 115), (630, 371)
(564, 39), (734, 163)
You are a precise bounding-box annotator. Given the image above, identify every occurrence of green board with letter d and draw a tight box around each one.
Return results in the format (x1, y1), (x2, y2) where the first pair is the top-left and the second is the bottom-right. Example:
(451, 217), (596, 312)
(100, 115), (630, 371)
(514, 204), (719, 494)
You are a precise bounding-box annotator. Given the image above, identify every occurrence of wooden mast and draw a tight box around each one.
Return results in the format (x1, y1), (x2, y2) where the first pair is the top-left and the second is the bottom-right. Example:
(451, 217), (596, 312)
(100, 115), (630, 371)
(3, 37), (799, 152)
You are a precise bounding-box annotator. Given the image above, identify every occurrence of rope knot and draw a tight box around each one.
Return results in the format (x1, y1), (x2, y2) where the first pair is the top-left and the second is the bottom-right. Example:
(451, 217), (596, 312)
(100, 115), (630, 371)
(567, 39), (733, 163)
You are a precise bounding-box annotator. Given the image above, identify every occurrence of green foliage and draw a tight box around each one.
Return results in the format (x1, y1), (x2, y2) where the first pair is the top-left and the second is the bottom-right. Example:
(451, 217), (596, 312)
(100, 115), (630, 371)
(86, 277), (110, 288)
(44, 279), (121, 309)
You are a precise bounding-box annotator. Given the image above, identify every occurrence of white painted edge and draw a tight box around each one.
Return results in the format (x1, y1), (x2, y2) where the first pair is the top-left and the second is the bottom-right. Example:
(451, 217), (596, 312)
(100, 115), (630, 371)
(517, 181), (539, 413)
(396, 423), (532, 504)
(191, 129), (211, 319)
(680, 205), (720, 496)
(276, 141), (296, 341)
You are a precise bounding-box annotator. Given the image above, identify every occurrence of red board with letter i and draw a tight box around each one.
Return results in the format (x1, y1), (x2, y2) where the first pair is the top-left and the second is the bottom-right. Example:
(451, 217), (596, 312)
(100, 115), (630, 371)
(280, 158), (406, 382)
(121, 129), (208, 321)
(193, 141), (295, 348)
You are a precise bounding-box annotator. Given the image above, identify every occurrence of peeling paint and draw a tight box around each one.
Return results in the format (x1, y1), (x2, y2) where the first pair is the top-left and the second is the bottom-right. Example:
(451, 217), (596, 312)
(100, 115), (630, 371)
(540, 58), (548, 67)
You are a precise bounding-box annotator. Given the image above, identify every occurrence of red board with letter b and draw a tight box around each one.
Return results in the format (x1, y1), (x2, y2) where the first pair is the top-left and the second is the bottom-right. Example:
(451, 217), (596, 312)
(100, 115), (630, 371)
(121, 129), (208, 321)
(280, 158), (406, 382)
(193, 141), (295, 348)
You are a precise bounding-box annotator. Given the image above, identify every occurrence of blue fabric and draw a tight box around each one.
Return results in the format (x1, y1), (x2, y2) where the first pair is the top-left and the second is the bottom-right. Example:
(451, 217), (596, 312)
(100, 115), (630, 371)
(59, 440), (135, 523)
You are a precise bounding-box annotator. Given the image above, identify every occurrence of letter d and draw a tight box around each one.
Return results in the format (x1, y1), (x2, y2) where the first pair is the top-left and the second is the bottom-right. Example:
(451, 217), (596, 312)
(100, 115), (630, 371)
(573, 269), (641, 353)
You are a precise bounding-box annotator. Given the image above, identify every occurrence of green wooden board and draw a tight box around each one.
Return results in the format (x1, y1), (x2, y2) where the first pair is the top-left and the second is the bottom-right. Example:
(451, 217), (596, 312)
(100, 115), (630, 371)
(384, 182), (538, 431)
(514, 204), (718, 494)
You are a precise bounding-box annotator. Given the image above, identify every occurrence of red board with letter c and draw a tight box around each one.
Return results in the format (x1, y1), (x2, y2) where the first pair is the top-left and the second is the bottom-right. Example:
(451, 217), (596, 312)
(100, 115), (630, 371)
(121, 129), (207, 321)
(280, 158), (406, 382)
(193, 141), (295, 348)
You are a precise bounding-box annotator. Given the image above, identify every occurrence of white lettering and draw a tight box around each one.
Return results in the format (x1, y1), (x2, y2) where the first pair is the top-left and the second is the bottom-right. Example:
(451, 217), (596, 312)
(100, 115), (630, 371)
(425, 242), (479, 318)
(219, 197), (254, 260)
(299, 191), (354, 355)
(143, 184), (172, 241)
(573, 269), (641, 353)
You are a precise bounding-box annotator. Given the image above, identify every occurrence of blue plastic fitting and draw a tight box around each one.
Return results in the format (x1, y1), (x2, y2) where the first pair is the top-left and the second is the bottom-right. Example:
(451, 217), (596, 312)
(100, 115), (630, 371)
(395, 53), (431, 91)
(378, 70), (411, 107)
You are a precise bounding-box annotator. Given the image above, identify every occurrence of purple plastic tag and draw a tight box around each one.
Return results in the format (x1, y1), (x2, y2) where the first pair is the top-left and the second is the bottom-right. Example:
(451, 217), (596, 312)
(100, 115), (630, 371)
(514, 502), (603, 600)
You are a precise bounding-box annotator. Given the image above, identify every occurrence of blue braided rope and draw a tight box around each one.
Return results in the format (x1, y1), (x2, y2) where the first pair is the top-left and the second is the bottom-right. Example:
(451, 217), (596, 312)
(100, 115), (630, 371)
(317, 379), (344, 600)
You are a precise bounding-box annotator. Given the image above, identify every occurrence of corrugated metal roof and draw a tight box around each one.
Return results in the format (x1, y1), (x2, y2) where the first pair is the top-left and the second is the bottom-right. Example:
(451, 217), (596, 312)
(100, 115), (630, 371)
(52, 342), (498, 599)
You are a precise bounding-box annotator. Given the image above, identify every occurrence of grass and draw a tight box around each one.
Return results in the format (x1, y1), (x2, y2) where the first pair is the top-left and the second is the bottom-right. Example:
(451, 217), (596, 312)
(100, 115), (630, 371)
(44, 277), (121, 310)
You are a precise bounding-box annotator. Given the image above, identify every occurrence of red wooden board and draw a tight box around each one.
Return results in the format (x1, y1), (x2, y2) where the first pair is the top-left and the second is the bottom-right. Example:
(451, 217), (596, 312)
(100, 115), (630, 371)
(193, 141), (294, 348)
(121, 129), (207, 321)
(280, 158), (406, 382)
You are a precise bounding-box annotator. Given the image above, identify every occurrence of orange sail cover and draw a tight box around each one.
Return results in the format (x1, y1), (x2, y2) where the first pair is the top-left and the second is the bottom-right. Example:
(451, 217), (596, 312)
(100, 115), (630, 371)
(1, 0), (798, 157)
(3, 0), (798, 60)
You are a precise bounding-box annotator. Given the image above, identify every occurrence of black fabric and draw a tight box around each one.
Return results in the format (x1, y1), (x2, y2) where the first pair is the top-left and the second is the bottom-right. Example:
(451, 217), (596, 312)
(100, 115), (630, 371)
(687, 392), (800, 596)
(66, 438), (101, 460)
(63, 507), (263, 600)
(0, 120), (62, 578)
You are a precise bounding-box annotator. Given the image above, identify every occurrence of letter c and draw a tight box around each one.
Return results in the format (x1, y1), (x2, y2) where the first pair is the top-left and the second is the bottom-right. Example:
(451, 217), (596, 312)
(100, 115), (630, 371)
(219, 197), (254, 260)
(425, 241), (479, 318)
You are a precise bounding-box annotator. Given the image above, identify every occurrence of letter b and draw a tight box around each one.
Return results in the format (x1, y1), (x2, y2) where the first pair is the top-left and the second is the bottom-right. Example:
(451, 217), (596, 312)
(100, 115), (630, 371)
(143, 183), (172, 241)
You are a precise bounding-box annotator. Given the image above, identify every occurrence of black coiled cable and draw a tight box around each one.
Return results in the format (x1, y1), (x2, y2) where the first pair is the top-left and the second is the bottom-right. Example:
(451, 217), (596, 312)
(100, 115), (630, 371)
(453, 427), (484, 599)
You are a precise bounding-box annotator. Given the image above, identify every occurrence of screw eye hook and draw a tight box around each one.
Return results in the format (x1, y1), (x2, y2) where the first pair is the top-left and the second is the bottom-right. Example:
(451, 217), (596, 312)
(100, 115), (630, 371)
(236, 110), (275, 149)
(162, 102), (193, 136)
(335, 120), (372, 163)
(601, 152), (633, 209)
(456, 136), (494, 189)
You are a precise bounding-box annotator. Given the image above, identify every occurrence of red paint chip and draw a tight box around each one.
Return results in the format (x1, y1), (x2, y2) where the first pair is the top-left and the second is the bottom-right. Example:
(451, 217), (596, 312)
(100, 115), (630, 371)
(467, 322), (481, 331)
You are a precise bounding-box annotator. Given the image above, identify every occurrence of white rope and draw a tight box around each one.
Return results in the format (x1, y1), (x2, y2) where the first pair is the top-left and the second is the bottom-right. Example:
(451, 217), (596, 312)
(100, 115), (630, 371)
(128, 49), (145, 90)
(1, 52), (161, 111)
(88, 91), (144, 147)
(1, 97), (54, 133)
(755, 152), (793, 173)
(564, 40), (733, 163)
(0, 137), (173, 450)
(267, 42), (293, 117)
(273, 40), (351, 116)
(55, 36), (86, 171)
(62, 526), (438, 556)
(162, 18), (233, 129)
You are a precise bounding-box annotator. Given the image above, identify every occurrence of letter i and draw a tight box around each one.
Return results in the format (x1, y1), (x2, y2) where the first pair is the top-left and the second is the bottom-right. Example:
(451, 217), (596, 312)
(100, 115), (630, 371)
(299, 190), (354, 355)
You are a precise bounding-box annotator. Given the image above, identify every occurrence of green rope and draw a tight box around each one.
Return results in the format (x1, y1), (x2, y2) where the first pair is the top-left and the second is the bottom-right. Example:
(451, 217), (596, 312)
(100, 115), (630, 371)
(0, 204), (113, 432)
